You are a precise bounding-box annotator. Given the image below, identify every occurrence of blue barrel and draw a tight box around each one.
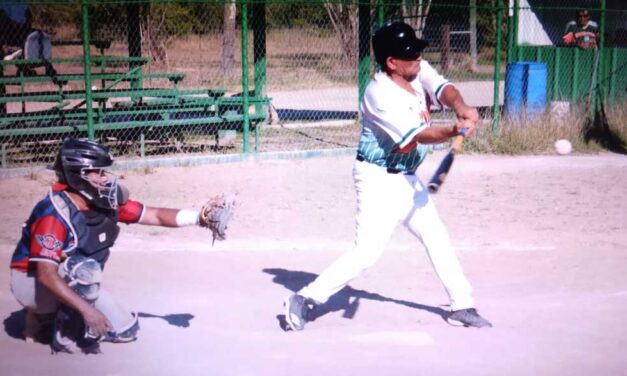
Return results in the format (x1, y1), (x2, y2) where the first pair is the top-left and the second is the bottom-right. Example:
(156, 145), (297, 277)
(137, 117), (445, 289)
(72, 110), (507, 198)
(504, 63), (526, 121)
(504, 62), (547, 122)
(526, 62), (547, 112)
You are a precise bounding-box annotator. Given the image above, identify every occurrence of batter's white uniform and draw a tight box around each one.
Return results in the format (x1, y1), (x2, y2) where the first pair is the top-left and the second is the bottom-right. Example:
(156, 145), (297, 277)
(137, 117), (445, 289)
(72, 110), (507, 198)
(298, 60), (475, 311)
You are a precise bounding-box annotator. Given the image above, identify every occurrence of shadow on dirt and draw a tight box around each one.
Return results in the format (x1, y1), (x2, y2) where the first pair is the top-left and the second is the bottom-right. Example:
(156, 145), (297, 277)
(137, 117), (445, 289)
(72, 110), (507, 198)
(4, 309), (28, 341)
(3, 309), (53, 344)
(137, 312), (194, 328)
(3, 309), (194, 347)
(583, 108), (627, 155)
(263, 268), (448, 331)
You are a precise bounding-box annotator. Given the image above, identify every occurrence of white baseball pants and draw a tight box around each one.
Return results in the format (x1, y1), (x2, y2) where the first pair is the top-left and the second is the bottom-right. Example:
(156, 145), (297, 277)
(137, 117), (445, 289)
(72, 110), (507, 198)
(11, 268), (137, 332)
(299, 159), (475, 311)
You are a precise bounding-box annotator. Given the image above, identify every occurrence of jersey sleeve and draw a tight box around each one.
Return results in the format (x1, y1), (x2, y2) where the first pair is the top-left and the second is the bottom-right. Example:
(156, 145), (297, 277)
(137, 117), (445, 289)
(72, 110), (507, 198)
(118, 199), (145, 224)
(417, 60), (452, 109)
(361, 86), (428, 147)
(29, 215), (68, 265)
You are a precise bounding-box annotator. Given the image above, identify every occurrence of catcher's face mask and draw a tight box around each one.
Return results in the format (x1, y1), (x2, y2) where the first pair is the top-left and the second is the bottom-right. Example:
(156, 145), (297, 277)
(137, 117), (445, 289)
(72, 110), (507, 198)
(54, 137), (119, 210)
(81, 168), (119, 210)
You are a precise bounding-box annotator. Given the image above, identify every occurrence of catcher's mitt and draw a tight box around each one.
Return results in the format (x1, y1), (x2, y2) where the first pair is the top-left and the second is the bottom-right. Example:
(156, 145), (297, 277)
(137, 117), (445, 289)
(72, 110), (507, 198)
(199, 193), (237, 244)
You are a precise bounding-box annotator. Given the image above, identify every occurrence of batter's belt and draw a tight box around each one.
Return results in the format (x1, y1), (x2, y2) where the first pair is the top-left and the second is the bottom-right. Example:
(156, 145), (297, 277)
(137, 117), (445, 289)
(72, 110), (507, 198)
(356, 154), (415, 175)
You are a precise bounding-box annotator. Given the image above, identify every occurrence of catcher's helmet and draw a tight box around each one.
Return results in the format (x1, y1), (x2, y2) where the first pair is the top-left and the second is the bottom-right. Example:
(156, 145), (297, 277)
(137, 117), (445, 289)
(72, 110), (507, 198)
(372, 21), (429, 68)
(53, 138), (119, 210)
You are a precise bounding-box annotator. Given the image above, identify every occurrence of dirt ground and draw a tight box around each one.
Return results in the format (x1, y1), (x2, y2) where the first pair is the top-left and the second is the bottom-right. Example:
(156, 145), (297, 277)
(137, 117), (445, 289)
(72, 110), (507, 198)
(0, 151), (626, 375)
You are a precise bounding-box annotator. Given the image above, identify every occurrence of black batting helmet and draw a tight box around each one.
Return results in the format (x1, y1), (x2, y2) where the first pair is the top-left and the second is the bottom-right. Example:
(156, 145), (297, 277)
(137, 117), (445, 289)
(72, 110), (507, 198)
(372, 21), (429, 68)
(53, 138), (119, 209)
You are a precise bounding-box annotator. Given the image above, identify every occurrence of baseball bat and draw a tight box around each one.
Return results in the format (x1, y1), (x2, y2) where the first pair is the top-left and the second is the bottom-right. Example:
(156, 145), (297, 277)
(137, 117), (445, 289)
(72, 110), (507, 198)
(427, 128), (468, 194)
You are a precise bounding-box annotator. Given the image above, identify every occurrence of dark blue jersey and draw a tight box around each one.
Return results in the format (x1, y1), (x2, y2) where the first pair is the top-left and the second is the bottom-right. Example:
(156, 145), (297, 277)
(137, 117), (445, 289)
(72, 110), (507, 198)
(11, 183), (144, 273)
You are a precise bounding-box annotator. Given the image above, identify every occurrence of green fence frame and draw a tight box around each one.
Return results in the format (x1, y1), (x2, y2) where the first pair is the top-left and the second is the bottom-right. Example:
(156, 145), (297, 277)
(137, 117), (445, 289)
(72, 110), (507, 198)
(507, 0), (625, 117)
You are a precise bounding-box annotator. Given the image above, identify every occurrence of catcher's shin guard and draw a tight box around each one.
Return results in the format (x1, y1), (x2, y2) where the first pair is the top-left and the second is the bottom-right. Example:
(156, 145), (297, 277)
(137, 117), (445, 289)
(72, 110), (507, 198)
(102, 312), (139, 343)
(95, 289), (140, 342)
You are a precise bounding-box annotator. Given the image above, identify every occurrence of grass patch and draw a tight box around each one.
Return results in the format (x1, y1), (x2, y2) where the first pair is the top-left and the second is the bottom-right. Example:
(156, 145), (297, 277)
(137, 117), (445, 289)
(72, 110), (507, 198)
(465, 101), (627, 154)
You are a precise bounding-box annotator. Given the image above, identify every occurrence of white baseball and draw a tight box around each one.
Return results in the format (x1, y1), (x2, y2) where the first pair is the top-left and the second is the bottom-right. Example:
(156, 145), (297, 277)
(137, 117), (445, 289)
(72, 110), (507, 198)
(92, 85), (98, 90)
(554, 139), (572, 155)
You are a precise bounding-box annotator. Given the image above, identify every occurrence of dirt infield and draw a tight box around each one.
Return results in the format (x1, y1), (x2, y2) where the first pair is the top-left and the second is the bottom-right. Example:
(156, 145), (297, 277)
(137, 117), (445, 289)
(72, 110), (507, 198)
(1, 152), (626, 375)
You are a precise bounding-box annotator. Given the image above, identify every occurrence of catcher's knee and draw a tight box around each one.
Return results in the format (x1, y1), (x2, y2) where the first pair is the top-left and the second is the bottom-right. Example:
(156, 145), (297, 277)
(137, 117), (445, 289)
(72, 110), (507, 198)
(59, 255), (102, 303)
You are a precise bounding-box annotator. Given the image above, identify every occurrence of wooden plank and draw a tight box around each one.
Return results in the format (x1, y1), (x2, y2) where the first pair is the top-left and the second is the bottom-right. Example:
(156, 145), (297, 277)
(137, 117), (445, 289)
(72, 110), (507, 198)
(0, 116), (228, 138)
(0, 102), (220, 125)
(0, 56), (149, 68)
(0, 88), (214, 104)
(0, 73), (187, 86)
(0, 111), (267, 139)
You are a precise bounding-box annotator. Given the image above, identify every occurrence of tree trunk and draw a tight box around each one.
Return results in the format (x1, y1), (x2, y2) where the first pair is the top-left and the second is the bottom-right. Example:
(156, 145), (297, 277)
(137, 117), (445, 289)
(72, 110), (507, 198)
(324, 3), (358, 69)
(402, 0), (432, 38)
(222, 2), (236, 76)
(141, 4), (168, 66)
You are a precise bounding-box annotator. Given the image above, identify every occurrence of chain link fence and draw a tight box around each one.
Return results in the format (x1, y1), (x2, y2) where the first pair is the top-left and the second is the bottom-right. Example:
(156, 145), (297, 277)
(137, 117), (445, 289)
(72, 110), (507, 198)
(508, 1), (626, 124)
(1, 1), (625, 168)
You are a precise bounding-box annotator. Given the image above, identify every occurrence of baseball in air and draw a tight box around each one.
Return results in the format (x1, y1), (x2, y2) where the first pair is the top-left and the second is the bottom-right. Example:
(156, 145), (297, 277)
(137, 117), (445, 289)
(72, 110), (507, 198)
(554, 139), (572, 155)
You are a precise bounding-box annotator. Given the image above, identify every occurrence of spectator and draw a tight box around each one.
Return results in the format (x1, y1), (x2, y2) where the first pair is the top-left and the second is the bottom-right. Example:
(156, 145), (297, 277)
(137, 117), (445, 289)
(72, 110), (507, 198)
(0, 2), (31, 57)
(562, 8), (599, 49)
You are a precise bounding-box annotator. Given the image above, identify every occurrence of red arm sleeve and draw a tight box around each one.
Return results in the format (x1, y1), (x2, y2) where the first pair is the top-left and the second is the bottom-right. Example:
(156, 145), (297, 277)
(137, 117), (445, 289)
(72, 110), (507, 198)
(118, 199), (145, 224)
(29, 215), (67, 265)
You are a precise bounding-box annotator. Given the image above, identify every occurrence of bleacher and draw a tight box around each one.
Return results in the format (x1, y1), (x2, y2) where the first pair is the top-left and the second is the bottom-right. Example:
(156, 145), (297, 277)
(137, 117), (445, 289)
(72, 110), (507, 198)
(0, 43), (270, 165)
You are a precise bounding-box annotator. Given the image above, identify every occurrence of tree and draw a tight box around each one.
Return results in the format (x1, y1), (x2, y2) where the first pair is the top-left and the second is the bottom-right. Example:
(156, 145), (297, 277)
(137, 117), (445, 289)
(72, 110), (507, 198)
(324, 2), (358, 68)
(222, 1), (236, 76)
(140, 3), (194, 66)
(402, 0), (432, 38)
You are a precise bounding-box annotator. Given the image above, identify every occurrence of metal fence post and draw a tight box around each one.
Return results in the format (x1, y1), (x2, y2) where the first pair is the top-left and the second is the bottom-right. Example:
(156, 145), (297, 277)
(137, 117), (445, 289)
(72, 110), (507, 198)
(253, 1), (266, 153)
(596, 0), (607, 110)
(507, 0), (519, 64)
(377, 0), (385, 26)
(81, 0), (94, 140)
(241, 0), (250, 154)
(492, 0), (504, 135)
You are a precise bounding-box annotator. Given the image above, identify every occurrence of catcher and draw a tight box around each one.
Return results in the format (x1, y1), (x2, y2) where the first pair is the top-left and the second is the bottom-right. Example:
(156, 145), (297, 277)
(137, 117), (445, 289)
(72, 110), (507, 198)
(9, 137), (235, 354)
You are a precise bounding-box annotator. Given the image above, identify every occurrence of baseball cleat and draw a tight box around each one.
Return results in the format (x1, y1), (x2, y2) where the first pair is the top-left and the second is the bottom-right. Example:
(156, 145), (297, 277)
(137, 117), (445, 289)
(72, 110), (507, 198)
(51, 329), (79, 354)
(446, 308), (493, 328)
(284, 294), (313, 331)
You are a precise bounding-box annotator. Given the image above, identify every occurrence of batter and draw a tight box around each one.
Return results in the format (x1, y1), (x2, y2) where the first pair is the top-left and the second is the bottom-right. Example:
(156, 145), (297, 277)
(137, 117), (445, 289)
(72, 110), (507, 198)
(284, 21), (492, 331)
